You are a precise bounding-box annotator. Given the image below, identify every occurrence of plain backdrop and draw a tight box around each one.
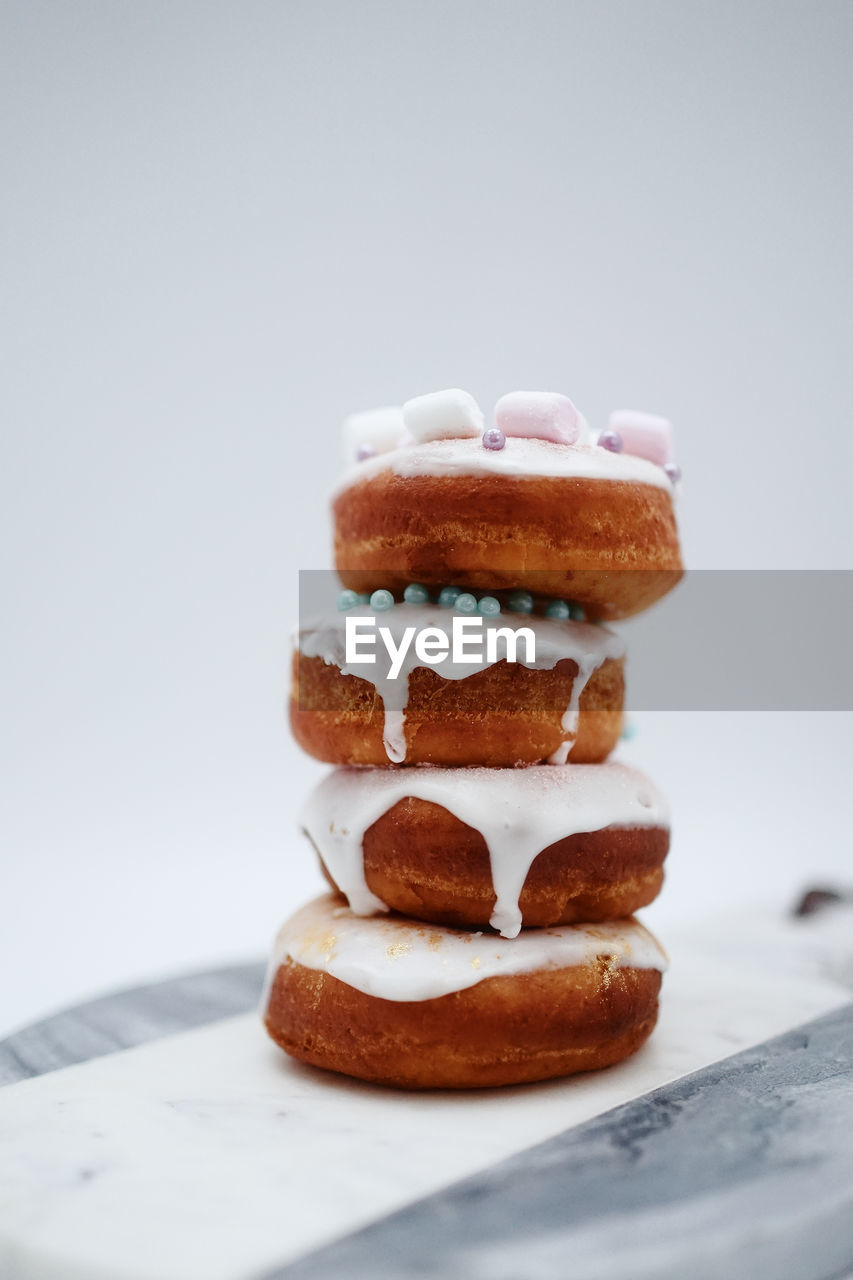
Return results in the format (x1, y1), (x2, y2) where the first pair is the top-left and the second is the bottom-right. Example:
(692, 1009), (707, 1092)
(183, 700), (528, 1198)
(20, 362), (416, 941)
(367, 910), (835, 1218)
(2, 0), (852, 1037)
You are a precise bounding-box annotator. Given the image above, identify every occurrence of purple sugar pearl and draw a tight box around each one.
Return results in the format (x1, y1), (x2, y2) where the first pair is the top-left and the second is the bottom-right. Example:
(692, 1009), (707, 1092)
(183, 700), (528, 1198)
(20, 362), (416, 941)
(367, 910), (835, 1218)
(356, 443), (377, 462)
(598, 429), (623, 453)
(664, 462), (682, 483)
(482, 427), (506, 451)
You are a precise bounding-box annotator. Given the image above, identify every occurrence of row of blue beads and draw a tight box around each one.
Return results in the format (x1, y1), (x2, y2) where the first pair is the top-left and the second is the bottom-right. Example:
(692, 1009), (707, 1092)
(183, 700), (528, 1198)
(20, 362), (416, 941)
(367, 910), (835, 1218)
(505, 590), (585, 621)
(544, 599), (586, 621)
(435, 585), (500, 615)
(336, 588), (373, 611)
(337, 583), (502, 614)
(337, 583), (588, 619)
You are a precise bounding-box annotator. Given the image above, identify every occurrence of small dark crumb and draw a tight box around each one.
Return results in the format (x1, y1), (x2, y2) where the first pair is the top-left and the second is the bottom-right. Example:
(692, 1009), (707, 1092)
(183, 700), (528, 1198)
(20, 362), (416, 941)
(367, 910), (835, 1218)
(792, 887), (850, 918)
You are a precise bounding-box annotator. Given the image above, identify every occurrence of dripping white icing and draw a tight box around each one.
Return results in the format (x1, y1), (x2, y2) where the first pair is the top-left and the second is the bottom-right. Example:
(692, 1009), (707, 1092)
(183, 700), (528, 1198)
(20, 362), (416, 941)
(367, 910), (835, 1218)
(268, 895), (668, 1003)
(296, 604), (624, 764)
(300, 762), (669, 940)
(332, 434), (671, 499)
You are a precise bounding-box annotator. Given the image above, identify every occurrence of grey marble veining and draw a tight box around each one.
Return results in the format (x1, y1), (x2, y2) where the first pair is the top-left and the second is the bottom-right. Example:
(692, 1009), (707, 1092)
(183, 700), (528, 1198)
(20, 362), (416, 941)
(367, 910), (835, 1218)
(264, 1002), (853, 1280)
(0, 961), (265, 1086)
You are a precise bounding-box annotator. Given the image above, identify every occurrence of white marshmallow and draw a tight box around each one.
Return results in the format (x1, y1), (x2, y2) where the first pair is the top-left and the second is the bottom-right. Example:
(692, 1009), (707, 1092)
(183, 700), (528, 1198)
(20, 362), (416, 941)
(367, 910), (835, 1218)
(607, 410), (673, 466)
(402, 388), (484, 443)
(341, 406), (405, 465)
(495, 390), (582, 445)
(575, 413), (594, 444)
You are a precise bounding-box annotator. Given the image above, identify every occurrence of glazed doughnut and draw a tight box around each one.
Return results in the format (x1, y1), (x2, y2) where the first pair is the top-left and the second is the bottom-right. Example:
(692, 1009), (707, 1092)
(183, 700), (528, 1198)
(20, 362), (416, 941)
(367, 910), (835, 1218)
(333, 435), (682, 620)
(302, 763), (669, 938)
(291, 604), (624, 766)
(263, 895), (667, 1089)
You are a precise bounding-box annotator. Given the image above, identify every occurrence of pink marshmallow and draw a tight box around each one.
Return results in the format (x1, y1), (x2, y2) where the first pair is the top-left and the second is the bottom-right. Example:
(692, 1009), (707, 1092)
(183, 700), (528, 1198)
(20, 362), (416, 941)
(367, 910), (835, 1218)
(494, 391), (581, 446)
(607, 411), (673, 466)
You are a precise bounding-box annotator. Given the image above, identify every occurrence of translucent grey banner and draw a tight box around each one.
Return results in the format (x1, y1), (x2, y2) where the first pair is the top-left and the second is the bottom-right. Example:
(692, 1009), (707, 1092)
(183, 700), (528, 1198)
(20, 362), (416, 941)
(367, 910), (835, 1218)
(297, 570), (853, 711)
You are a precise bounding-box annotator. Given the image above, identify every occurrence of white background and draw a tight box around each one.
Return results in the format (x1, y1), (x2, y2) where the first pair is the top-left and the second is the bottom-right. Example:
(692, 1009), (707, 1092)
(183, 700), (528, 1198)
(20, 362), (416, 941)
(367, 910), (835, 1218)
(2, 1), (852, 1037)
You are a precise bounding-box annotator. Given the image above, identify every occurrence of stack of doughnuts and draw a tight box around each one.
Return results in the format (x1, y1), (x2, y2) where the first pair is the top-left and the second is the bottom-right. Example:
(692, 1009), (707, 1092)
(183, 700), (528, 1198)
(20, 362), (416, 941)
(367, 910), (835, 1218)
(264, 388), (682, 1089)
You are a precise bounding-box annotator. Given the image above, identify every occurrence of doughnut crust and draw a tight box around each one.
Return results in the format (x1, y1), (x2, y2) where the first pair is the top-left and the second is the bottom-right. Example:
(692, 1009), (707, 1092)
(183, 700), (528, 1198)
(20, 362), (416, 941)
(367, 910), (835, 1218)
(334, 470), (682, 620)
(317, 800), (668, 928)
(290, 652), (624, 766)
(265, 949), (661, 1090)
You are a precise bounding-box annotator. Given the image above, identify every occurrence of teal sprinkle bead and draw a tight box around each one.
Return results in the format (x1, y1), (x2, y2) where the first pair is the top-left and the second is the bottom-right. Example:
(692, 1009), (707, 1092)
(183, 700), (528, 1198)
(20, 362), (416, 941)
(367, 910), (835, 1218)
(621, 720), (637, 741)
(438, 585), (462, 607)
(403, 583), (430, 605)
(369, 588), (395, 612)
(478, 595), (501, 617)
(507, 590), (534, 614)
(545, 599), (571, 620)
(455, 592), (478, 614)
(337, 589), (360, 611)
(568, 602), (585, 621)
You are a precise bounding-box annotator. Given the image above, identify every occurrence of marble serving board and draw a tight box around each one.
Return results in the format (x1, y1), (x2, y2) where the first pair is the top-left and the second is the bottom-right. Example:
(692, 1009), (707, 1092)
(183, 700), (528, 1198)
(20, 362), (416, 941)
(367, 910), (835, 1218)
(0, 909), (851, 1280)
(268, 1003), (853, 1280)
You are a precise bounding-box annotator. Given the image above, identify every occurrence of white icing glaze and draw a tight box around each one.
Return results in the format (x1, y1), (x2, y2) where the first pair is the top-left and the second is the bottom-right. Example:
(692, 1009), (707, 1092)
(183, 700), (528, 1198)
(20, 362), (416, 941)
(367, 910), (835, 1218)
(301, 762), (668, 939)
(296, 604), (624, 764)
(269, 895), (668, 1003)
(332, 434), (670, 498)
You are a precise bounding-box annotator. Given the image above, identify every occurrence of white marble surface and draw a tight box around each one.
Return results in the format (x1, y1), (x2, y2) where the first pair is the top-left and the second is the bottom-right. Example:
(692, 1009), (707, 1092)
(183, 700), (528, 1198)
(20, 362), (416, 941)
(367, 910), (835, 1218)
(0, 908), (850, 1280)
